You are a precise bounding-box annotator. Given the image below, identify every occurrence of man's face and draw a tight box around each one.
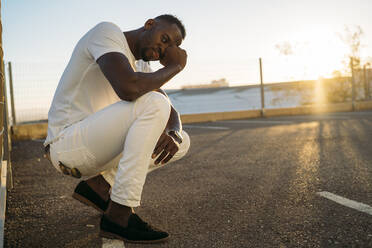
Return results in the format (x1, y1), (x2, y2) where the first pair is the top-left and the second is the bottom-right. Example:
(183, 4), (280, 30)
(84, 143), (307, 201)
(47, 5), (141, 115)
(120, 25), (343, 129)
(139, 19), (183, 61)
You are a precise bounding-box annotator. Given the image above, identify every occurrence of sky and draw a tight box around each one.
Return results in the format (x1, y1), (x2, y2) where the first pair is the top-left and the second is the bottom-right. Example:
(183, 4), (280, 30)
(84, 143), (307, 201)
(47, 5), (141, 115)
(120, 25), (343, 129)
(2, 0), (372, 89)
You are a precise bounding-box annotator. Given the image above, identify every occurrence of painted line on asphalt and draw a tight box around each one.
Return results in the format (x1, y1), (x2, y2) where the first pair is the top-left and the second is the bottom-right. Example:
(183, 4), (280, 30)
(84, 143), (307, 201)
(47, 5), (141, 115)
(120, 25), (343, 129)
(317, 191), (372, 216)
(263, 116), (349, 122)
(218, 120), (294, 124)
(284, 116), (349, 121)
(183, 125), (230, 130)
(102, 238), (125, 248)
(334, 111), (372, 116)
(313, 116), (349, 120)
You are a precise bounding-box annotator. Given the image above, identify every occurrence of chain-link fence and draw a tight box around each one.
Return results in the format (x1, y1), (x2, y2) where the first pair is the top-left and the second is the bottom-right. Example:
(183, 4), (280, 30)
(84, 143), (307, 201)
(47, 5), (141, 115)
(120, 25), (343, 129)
(4, 56), (372, 124)
(4, 61), (65, 124)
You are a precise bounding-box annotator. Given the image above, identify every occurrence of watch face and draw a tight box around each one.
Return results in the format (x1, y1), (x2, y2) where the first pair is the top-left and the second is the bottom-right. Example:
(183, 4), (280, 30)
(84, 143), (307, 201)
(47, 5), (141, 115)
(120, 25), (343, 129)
(169, 130), (183, 144)
(175, 131), (182, 138)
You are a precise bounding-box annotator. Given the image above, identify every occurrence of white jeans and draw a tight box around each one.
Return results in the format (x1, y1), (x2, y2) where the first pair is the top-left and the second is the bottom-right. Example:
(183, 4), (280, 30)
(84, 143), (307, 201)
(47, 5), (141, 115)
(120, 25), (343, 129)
(49, 92), (190, 207)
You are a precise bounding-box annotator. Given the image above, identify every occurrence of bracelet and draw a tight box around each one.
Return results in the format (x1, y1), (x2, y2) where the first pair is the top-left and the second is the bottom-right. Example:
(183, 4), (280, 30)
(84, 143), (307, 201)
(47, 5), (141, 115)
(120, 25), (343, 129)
(168, 130), (183, 144)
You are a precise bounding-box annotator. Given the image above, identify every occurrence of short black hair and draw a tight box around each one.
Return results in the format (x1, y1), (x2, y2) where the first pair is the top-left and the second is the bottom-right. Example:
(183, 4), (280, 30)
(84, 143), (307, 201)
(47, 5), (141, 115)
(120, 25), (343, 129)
(155, 14), (186, 39)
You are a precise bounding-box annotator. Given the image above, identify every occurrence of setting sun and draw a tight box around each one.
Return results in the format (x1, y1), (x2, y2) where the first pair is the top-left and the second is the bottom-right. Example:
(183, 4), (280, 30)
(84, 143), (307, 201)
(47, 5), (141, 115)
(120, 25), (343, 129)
(294, 29), (349, 78)
(271, 28), (350, 82)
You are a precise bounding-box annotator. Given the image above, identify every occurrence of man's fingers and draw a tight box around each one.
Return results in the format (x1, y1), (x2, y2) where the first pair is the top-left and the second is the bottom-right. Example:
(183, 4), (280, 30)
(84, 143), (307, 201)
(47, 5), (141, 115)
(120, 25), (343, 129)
(161, 147), (178, 164)
(155, 149), (169, 165)
(153, 135), (167, 158)
(153, 142), (165, 158)
(153, 133), (181, 163)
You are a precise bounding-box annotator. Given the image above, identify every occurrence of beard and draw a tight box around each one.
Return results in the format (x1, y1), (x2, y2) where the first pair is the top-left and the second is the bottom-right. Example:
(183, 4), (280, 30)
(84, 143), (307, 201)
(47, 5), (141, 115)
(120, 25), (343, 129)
(140, 47), (151, 62)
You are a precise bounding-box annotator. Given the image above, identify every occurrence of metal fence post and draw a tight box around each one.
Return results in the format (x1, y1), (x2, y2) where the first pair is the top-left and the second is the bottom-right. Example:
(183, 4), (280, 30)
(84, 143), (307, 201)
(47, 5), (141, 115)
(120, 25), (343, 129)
(259, 58), (265, 117)
(369, 65), (371, 100)
(350, 57), (355, 110)
(363, 64), (368, 100)
(7, 62), (16, 125)
(365, 63), (371, 100)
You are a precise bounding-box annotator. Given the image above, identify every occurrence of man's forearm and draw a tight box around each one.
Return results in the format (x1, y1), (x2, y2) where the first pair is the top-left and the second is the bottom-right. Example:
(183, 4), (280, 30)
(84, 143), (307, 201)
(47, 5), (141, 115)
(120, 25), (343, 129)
(97, 52), (182, 102)
(122, 65), (181, 101)
(131, 65), (182, 100)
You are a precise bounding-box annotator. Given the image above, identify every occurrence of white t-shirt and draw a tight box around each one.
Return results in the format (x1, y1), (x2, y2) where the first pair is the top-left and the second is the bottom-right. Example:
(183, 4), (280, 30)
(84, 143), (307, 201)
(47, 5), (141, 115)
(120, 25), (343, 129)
(44, 22), (151, 146)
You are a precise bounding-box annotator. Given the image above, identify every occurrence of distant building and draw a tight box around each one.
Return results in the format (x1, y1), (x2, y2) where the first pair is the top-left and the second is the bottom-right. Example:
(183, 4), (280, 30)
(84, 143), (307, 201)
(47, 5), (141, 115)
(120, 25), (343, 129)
(182, 78), (229, 89)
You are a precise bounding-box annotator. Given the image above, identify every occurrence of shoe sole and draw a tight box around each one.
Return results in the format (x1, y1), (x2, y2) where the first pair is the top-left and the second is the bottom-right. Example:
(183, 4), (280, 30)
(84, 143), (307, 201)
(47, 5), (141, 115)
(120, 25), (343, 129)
(99, 230), (169, 244)
(72, 192), (104, 213)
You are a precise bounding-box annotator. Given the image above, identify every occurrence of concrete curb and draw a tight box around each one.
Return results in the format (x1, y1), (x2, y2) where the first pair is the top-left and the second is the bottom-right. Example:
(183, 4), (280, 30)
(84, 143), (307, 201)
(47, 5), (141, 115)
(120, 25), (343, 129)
(181, 109), (261, 123)
(11, 122), (47, 141)
(10, 101), (372, 141)
(0, 160), (7, 248)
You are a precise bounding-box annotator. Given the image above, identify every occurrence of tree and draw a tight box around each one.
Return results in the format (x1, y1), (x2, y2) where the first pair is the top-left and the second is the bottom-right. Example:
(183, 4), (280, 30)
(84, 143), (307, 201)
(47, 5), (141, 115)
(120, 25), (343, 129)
(338, 25), (364, 72)
(275, 41), (294, 56)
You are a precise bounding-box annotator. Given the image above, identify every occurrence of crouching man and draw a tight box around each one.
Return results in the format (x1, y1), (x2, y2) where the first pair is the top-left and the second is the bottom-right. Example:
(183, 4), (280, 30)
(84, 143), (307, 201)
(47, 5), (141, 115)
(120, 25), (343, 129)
(44, 14), (190, 244)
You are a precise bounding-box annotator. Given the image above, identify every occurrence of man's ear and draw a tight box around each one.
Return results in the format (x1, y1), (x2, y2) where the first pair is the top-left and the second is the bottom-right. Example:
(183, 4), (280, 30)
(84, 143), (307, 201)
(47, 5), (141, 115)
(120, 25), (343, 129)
(144, 19), (155, 30)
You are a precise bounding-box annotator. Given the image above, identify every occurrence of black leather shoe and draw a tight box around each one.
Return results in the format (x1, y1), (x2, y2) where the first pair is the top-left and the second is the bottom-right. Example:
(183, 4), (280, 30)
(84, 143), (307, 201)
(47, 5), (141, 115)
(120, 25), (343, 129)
(100, 214), (169, 244)
(72, 181), (109, 212)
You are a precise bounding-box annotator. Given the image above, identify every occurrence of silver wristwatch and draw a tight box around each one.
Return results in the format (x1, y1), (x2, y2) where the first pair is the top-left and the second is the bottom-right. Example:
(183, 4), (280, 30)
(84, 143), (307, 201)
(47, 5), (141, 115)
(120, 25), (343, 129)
(168, 130), (183, 144)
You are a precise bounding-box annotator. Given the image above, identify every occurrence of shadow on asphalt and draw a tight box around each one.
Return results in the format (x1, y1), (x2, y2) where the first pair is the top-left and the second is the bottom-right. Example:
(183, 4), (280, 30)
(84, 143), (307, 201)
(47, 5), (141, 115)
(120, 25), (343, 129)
(4, 112), (372, 247)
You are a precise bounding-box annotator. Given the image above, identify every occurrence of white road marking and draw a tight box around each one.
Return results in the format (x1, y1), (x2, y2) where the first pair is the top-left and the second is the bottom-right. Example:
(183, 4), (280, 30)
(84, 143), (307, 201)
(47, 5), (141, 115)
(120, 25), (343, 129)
(278, 116), (348, 121)
(219, 120), (294, 124)
(309, 116), (349, 120)
(183, 125), (230, 130)
(335, 112), (372, 116)
(102, 238), (125, 248)
(317, 191), (372, 216)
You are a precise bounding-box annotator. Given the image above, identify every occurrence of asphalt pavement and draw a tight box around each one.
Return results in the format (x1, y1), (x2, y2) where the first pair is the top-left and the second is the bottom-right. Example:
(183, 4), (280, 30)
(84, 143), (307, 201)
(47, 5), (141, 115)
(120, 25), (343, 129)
(4, 111), (372, 248)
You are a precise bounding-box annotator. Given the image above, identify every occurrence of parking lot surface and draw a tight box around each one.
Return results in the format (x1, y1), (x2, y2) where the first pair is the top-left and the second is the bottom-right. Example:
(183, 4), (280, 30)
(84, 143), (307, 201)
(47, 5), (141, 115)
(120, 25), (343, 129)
(5, 111), (372, 247)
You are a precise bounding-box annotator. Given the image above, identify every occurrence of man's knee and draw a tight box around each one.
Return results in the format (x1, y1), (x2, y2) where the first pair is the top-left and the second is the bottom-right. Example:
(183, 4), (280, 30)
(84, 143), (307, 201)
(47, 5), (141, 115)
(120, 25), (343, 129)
(178, 130), (191, 157)
(139, 91), (171, 120)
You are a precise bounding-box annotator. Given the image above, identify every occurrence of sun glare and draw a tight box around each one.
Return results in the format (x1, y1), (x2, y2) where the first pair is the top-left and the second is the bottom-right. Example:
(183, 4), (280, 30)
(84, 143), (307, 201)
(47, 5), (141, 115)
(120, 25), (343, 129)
(273, 28), (349, 81)
(302, 30), (348, 76)
(315, 79), (325, 104)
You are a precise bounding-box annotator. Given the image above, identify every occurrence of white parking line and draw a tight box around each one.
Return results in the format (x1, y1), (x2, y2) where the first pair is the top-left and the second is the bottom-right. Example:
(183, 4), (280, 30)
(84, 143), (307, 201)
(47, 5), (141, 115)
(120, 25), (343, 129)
(183, 125), (230, 130)
(308, 116), (349, 120)
(219, 120), (294, 124)
(317, 191), (372, 216)
(334, 112), (372, 116)
(102, 238), (125, 248)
